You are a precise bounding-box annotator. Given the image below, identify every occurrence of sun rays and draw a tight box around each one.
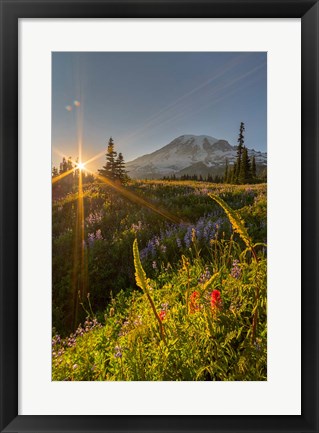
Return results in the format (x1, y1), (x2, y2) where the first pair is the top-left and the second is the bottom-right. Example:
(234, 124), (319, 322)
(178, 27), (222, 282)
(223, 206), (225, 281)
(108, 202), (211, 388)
(52, 144), (182, 330)
(52, 52), (262, 329)
(71, 167), (88, 329)
(52, 168), (75, 184)
(76, 162), (85, 171)
(52, 151), (183, 224)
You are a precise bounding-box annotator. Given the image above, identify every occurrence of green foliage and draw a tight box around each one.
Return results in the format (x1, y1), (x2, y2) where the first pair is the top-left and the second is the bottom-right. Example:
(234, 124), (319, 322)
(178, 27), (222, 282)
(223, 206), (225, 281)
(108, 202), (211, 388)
(53, 181), (266, 335)
(133, 238), (165, 341)
(209, 193), (254, 252)
(98, 137), (118, 180)
(52, 242), (267, 381)
(225, 122), (264, 185)
(133, 238), (150, 295)
(238, 147), (251, 184)
(52, 187), (267, 381)
(251, 155), (257, 179)
(98, 137), (129, 184)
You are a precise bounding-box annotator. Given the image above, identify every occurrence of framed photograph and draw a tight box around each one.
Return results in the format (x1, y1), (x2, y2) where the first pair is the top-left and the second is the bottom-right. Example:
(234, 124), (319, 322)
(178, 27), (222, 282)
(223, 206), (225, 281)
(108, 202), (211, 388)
(0, 1), (318, 432)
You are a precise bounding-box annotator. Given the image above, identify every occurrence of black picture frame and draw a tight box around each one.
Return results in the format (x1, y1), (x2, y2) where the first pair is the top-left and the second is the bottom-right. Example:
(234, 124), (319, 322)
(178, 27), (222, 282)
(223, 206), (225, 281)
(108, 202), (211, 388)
(0, 1), (318, 432)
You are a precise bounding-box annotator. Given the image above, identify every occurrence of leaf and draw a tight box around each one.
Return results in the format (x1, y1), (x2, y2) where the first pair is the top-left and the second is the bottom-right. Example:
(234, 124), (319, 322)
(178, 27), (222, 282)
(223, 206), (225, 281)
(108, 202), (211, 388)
(253, 243), (267, 249)
(133, 238), (149, 296)
(132, 239), (166, 342)
(181, 255), (189, 271)
(196, 365), (211, 380)
(203, 271), (220, 291)
(209, 193), (253, 250)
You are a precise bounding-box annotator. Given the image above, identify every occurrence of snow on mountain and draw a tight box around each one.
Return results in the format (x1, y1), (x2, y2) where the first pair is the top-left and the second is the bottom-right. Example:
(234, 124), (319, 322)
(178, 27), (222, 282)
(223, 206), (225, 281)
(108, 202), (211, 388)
(126, 134), (267, 179)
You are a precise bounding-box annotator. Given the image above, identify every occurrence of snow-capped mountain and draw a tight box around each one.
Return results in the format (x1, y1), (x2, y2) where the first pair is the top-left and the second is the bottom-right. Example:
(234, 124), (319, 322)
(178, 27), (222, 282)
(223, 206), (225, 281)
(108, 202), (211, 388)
(126, 135), (267, 179)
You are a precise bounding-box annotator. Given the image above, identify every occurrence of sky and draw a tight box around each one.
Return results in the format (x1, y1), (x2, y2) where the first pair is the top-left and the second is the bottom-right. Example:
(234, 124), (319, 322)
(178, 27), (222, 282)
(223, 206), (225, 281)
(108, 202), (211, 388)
(52, 52), (267, 171)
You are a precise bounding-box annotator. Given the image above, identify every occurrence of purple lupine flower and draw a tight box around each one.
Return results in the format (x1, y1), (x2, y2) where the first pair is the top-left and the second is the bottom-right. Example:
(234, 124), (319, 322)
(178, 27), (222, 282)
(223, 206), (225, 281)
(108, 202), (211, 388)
(114, 346), (122, 358)
(131, 220), (143, 232)
(184, 226), (192, 248)
(160, 244), (167, 253)
(198, 268), (212, 284)
(87, 232), (95, 246)
(231, 260), (241, 279)
(95, 229), (103, 240)
(161, 302), (169, 311)
(86, 211), (103, 225)
(52, 334), (61, 346)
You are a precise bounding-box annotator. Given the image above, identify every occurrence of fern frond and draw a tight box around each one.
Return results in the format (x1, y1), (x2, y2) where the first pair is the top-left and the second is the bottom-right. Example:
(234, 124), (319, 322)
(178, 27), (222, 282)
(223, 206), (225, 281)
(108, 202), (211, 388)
(209, 194), (260, 343)
(133, 239), (166, 342)
(209, 194), (253, 251)
(133, 238), (150, 295)
(203, 272), (220, 291)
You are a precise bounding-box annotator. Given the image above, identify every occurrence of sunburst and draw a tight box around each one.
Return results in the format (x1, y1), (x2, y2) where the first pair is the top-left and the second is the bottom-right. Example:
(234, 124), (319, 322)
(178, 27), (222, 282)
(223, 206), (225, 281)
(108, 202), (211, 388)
(52, 92), (184, 329)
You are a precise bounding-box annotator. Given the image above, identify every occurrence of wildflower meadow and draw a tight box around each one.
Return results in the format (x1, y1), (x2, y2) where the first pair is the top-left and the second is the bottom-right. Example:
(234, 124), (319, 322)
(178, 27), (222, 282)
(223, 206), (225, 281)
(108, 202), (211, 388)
(52, 180), (267, 381)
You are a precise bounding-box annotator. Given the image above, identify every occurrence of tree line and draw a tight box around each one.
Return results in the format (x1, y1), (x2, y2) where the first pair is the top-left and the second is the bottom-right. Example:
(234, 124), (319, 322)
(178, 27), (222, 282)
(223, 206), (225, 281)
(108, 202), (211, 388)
(97, 137), (128, 184)
(52, 137), (129, 196)
(162, 174), (224, 183)
(224, 122), (260, 184)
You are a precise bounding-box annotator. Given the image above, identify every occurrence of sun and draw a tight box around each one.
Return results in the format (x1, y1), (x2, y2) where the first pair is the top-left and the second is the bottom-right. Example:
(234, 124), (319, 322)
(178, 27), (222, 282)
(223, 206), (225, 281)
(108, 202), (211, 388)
(77, 162), (85, 171)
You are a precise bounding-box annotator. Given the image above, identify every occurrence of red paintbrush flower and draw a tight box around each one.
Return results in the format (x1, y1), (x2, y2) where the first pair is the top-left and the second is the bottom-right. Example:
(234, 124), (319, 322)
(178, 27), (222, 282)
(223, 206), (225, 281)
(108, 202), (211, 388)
(211, 289), (222, 312)
(159, 310), (166, 321)
(189, 291), (200, 313)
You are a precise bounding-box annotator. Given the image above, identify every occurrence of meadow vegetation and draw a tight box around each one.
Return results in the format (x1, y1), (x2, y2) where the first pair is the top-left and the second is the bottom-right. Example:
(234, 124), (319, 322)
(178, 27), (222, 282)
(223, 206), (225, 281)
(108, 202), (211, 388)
(52, 179), (267, 381)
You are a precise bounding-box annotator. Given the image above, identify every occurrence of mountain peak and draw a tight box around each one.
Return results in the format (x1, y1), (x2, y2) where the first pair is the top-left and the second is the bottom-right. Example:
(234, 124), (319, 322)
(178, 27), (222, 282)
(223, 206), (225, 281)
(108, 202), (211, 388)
(126, 134), (267, 179)
(178, 134), (218, 140)
(173, 134), (219, 144)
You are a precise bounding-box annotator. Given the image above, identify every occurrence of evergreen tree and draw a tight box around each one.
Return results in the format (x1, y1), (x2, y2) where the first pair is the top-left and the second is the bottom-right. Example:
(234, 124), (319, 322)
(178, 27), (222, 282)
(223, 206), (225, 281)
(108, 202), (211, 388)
(232, 162), (238, 184)
(115, 152), (127, 183)
(83, 172), (95, 184)
(245, 148), (252, 183)
(66, 157), (74, 186)
(67, 157), (73, 171)
(58, 156), (74, 187)
(59, 157), (68, 174)
(235, 122), (245, 181)
(238, 146), (251, 184)
(54, 156), (75, 198)
(251, 156), (257, 179)
(237, 122), (245, 157)
(98, 137), (118, 180)
(224, 158), (229, 183)
(74, 157), (79, 184)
